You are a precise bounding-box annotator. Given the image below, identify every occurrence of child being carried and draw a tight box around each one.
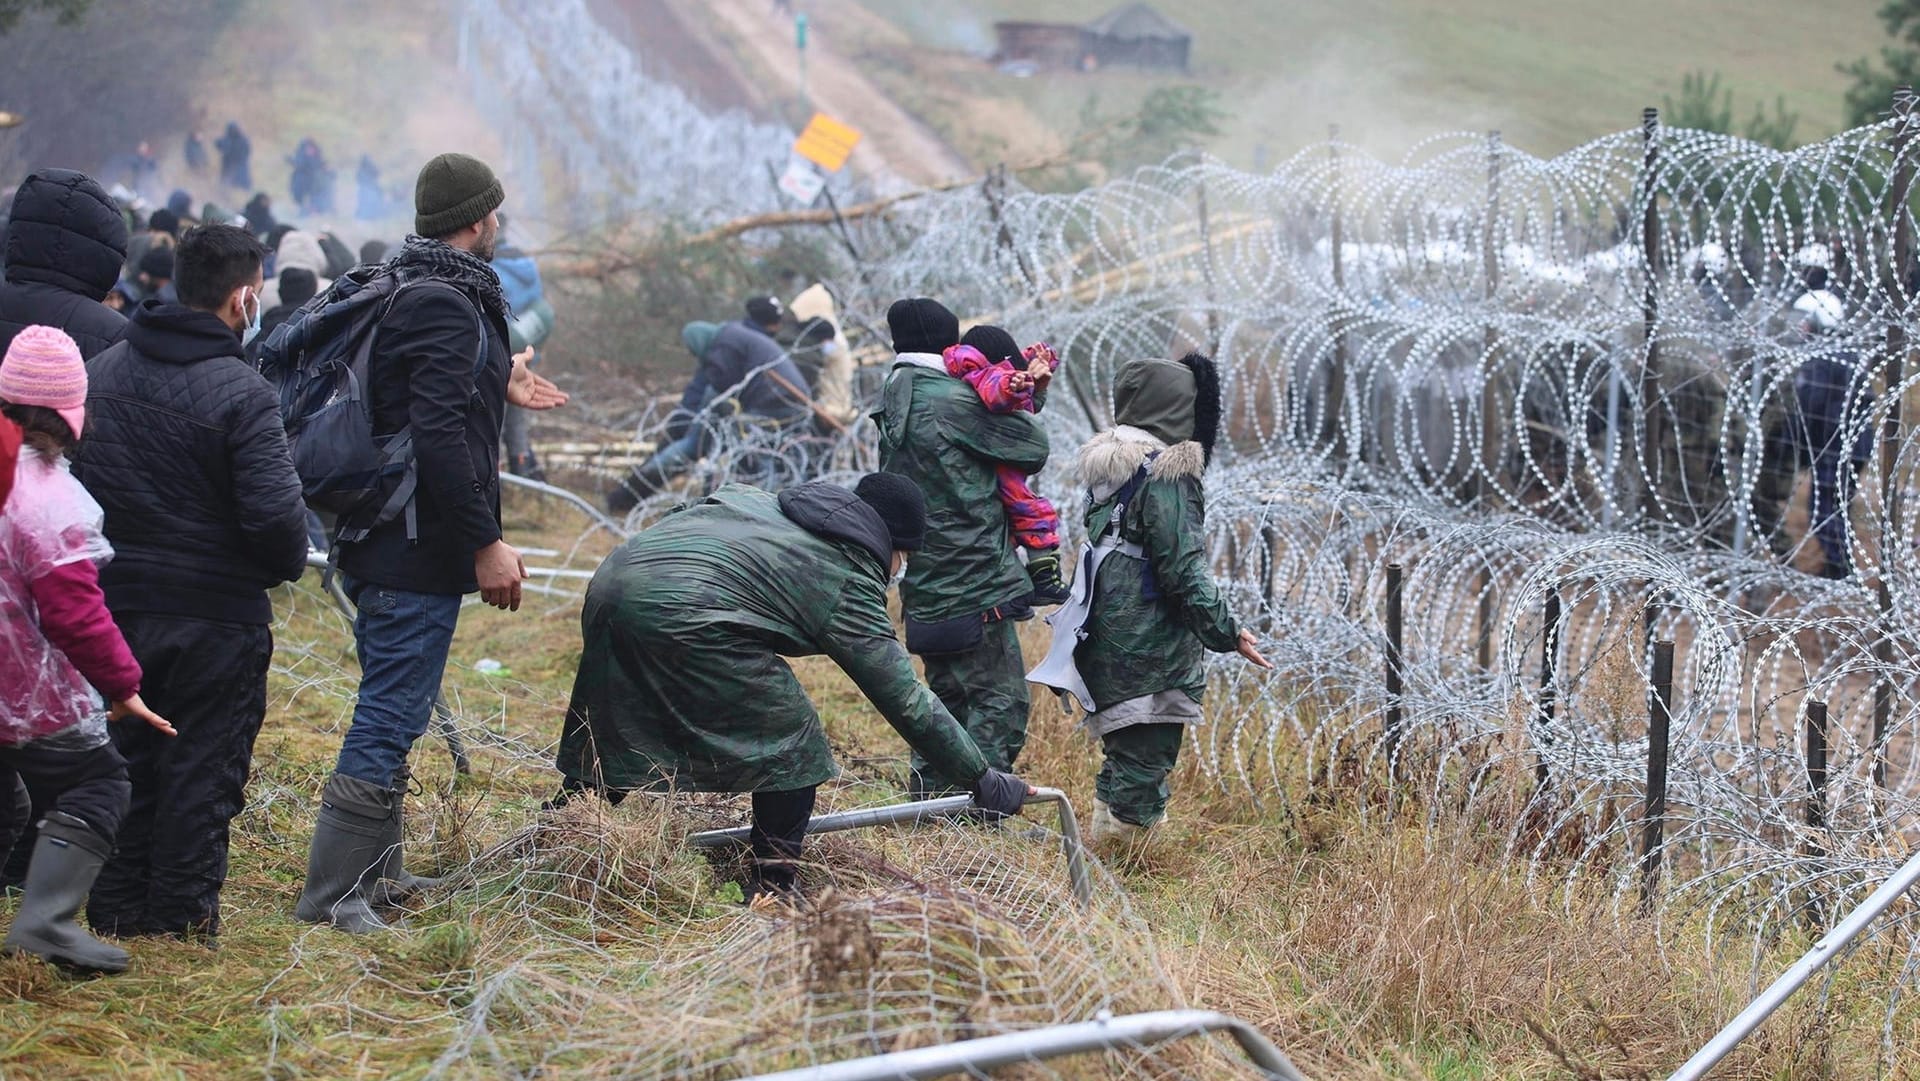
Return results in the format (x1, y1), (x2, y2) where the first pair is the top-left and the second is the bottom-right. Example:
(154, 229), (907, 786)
(942, 325), (1069, 605)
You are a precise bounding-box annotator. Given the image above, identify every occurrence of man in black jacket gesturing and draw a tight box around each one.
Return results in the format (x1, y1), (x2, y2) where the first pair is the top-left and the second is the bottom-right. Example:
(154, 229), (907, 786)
(295, 153), (565, 933)
(73, 224), (310, 939)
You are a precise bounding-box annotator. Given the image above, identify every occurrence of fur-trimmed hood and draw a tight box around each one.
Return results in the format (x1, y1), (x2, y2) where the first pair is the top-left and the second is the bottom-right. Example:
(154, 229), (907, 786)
(1077, 425), (1206, 500)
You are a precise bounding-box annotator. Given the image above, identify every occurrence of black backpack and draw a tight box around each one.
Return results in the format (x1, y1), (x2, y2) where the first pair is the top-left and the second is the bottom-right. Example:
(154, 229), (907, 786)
(254, 264), (481, 546)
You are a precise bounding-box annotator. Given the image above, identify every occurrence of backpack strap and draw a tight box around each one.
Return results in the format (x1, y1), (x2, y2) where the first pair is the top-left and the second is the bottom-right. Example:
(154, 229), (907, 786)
(339, 277), (489, 542)
(1100, 452), (1159, 542)
(405, 278), (491, 379)
(1093, 452), (1159, 598)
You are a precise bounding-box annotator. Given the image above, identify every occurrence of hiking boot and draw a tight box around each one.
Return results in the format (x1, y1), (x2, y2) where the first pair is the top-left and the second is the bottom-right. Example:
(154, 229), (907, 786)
(294, 774), (394, 934)
(1026, 550), (1070, 606)
(2, 811), (129, 974)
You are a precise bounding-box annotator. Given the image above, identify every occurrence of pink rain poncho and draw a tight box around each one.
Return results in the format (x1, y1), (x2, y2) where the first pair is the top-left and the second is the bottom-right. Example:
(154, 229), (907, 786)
(0, 448), (120, 749)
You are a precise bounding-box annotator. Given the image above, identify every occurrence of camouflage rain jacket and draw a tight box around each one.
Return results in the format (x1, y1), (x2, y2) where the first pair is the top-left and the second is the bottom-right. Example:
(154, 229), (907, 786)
(875, 355), (1051, 622)
(1074, 428), (1240, 711)
(555, 482), (991, 793)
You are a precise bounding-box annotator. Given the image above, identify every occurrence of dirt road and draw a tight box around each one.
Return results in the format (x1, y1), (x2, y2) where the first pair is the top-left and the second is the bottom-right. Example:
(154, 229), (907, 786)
(695, 0), (974, 188)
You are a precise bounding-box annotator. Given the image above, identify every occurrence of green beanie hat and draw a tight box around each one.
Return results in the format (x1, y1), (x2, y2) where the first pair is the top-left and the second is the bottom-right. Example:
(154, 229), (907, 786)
(682, 321), (721, 359)
(414, 153), (505, 237)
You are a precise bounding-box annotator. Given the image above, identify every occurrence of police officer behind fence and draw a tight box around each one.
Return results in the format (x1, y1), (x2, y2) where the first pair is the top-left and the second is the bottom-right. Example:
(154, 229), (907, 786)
(554, 473), (1032, 898)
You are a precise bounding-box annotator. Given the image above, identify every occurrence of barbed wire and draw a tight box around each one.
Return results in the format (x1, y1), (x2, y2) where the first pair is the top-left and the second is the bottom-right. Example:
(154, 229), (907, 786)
(328, 13), (1920, 1071)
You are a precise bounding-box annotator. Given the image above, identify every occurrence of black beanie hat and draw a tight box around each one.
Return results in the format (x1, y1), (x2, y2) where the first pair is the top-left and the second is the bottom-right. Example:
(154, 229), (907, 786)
(414, 152), (505, 237)
(139, 245), (174, 280)
(854, 472), (928, 552)
(887, 297), (959, 355)
(745, 295), (784, 326)
(279, 266), (319, 308)
(147, 207), (180, 237)
(960, 324), (1020, 365)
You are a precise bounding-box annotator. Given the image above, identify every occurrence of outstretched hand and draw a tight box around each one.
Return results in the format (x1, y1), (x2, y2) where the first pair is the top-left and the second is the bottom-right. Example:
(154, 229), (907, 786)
(110, 694), (176, 736)
(1236, 629), (1273, 670)
(508, 347), (570, 410)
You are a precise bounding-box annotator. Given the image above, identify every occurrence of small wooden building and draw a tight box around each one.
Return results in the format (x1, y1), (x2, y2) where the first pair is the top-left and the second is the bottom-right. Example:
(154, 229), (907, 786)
(1083, 4), (1191, 71)
(991, 20), (1091, 71)
(992, 4), (1192, 73)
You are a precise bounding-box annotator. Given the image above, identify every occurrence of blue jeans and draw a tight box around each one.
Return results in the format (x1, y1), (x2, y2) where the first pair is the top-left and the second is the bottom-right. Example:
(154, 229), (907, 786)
(336, 580), (462, 788)
(647, 429), (702, 479)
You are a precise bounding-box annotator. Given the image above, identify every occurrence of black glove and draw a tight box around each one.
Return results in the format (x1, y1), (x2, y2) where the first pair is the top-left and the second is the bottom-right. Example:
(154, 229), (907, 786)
(969, 768), (1029, 820)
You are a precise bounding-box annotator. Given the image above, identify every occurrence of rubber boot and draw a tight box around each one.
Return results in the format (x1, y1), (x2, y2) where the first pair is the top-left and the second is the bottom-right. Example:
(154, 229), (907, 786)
(294, 774), (394, 934)
(370, 771), (444, 907)
(606, 460), (669, 514)
(1090, 800), (1154, 848)
(2, 811), (129, 973)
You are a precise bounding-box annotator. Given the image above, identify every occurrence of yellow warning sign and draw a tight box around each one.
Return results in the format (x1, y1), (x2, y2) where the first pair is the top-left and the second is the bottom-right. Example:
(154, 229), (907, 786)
(793, 112), (862, 173)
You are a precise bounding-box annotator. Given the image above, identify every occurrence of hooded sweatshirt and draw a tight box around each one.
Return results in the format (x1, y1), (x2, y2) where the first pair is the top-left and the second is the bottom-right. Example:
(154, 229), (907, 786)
(790, 283), (854, 424)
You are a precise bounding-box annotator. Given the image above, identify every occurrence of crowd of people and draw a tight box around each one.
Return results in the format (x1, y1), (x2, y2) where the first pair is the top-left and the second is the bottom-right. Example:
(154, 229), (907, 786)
(0, 146), (1278, 976)
(125, 124), (389, 224)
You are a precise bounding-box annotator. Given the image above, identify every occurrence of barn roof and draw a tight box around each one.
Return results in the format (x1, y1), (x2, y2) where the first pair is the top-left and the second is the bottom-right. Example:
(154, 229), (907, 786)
(1084, 3), (1190, 42)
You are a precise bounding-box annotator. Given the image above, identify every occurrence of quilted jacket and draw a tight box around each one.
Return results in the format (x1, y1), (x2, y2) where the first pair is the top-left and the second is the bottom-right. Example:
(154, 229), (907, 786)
(0, 169), (129, 358)
(71, 300), (308, 624)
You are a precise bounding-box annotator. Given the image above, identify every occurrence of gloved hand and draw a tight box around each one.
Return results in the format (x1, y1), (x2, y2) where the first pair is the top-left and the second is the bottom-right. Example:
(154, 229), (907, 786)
(969, 768), (1031, 820)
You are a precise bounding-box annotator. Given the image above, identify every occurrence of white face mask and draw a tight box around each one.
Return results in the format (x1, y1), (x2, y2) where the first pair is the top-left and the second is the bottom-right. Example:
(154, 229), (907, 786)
(888, 555), (908, 589)
(238, 287), (263, 347)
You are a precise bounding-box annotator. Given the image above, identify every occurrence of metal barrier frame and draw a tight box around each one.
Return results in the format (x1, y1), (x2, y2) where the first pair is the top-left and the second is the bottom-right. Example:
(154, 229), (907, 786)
(1668, 846), (1920, 1080)
(688, 787), (1092, 907)
(738, 1009), (1307, 1081)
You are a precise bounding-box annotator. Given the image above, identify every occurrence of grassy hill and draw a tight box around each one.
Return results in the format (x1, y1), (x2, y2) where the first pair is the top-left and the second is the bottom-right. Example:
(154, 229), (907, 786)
(847, 0), (1884, 166)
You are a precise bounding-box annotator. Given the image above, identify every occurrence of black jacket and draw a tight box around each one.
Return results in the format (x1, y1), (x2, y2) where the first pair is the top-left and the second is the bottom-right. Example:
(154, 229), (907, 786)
(702, 320), (811, 420)
(337, 278), (511, 596)
(72, 301), (309, 624)
(0, 169), (129, 358)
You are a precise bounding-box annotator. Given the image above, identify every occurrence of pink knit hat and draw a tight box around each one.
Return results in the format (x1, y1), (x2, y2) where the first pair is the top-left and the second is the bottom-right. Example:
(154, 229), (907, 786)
(0, 325), (87, 441)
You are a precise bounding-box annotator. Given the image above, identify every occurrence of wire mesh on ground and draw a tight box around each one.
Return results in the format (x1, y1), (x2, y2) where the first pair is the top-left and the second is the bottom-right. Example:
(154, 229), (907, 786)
(259, 555), (1270, 1078)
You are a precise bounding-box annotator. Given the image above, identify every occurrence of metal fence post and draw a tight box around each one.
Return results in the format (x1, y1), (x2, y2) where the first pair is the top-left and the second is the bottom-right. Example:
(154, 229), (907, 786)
(1805, 700), (1829, 845)
(1535, 586), (1562, 790)
(1638, 107), (1665, 520)
(1805, 698), (1831, 931)
(1327, 124), (1349, 471)
(1640, 639), (1674, 913)
(1384, 562), (1406, 782)
(1874, 85), (1916, 792)
(1197, 177), (1221, 358)
(1476, 136), (1502, 677)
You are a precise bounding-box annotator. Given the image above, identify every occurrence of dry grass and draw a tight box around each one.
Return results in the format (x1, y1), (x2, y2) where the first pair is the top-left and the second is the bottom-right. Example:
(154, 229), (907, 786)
(1, 505), (1918, 1078)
